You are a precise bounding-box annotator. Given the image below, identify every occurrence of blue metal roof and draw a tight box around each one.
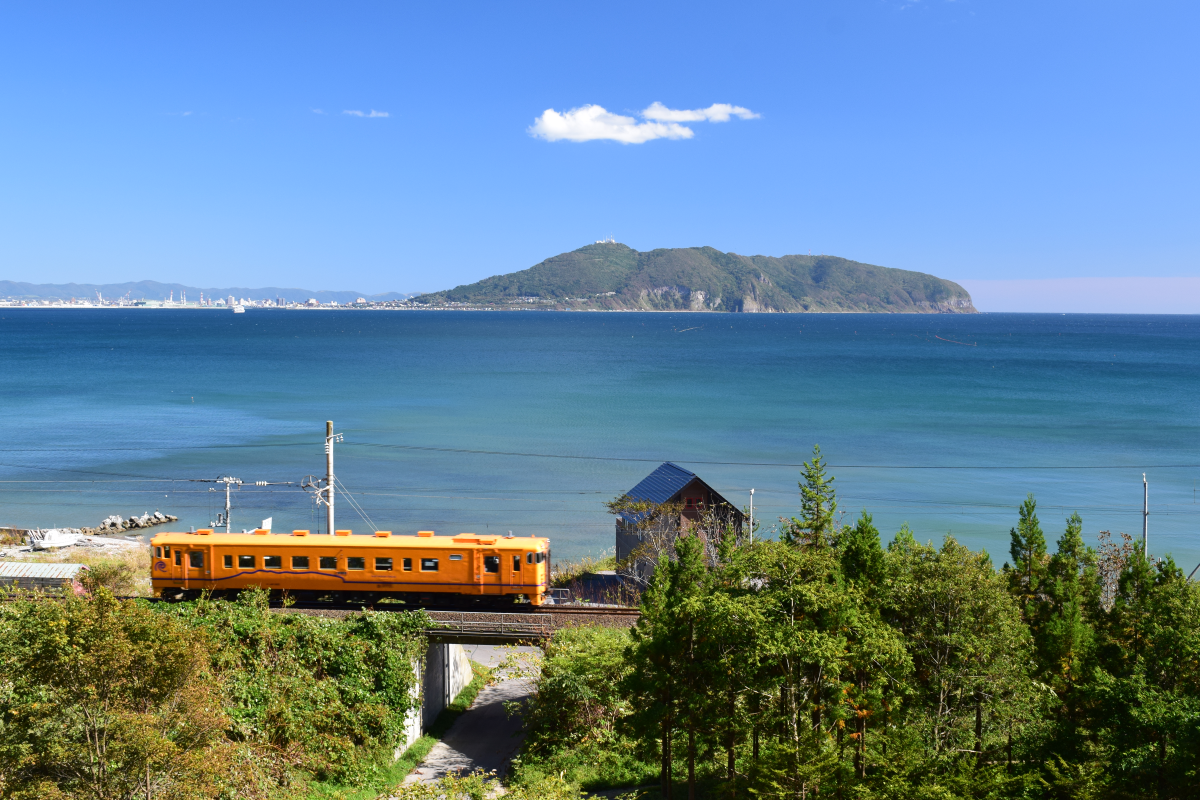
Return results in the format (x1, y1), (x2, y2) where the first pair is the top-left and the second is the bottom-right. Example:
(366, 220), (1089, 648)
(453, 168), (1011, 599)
(616, 462), (702, 524)
(625, 462), (698, 505)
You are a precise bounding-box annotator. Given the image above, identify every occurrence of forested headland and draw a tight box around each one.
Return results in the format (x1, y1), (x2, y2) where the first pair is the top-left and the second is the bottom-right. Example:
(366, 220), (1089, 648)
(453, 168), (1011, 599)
(507, 447), (1200, 799)
(417, 243), (977, 313)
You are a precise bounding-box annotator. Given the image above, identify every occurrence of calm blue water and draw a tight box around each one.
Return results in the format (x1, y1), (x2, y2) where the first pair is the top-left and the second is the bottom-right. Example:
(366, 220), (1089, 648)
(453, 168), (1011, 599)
(2, 309), (1199, 571)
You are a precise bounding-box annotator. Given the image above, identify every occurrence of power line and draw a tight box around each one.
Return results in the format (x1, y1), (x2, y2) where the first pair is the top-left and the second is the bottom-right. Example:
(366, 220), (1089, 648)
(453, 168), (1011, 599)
(2, 439), (1200, 470)
(344, 442), (1200, 470)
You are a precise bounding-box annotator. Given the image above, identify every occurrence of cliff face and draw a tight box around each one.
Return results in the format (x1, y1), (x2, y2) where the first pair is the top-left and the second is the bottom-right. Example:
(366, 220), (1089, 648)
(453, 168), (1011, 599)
(420, 243), (977, 313)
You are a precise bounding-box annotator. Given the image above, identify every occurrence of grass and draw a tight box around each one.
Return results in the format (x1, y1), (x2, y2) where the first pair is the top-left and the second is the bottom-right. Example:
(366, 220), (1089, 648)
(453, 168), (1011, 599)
(550, 551), (617, 587)
(24, 544), (153, 596)
(305, 660), (493, 800)
(508, 738), (660, 796)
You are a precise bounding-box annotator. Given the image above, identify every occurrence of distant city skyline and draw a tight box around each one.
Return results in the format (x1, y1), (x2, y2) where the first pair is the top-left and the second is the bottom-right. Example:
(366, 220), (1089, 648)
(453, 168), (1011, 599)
(1, 1), (1197, 310)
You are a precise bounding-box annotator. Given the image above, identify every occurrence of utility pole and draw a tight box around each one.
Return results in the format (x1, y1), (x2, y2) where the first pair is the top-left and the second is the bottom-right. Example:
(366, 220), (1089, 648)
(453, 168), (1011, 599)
(749, 488), (755, 542)
(1143, 473), (1149, 558)
(325, 421), (343, 534)
(203, 476), (242, 532)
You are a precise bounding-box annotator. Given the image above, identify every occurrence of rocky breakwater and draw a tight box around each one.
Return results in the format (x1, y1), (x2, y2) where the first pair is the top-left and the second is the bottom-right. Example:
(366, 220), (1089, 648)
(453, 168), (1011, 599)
(86, 510), (178, 535)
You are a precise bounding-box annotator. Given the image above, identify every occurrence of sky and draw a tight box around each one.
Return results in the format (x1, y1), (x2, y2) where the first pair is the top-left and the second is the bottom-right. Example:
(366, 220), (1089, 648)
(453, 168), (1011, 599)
(1, 1), (1197, 300)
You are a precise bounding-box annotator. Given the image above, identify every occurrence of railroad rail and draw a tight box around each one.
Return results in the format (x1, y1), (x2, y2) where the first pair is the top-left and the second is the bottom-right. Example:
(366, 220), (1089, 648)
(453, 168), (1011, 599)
(109, 595), (640, 642)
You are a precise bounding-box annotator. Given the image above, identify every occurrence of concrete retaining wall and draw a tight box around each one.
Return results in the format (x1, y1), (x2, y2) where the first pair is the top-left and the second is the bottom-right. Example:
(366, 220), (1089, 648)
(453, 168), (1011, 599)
(397, 642), (475, 755)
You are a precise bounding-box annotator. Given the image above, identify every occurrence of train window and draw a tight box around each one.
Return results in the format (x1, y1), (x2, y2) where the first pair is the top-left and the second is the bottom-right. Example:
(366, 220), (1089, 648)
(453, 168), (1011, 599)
(163, 546), (171, 557)
(238, 555), (255, 568)
(189, 551), (204, 569)
(347, 557), (365, 571)
(264, 555), (282, 569)
(484, 556), (500, 573)
(421, 558), (439, 572)
(224, 555), (233, 569)
(536, 552), (544, 564)
(526, 552), (533, 565)
(449, 554), (463, 561)
(403, 558), (412, 571)
(375, 557), (393, 571)
(292, 556), (309, 569)
(513, 555), (521, 571)
(319, 556), (337, 570)
(175, 550), (182, 566)
(155, 546), (162, 557)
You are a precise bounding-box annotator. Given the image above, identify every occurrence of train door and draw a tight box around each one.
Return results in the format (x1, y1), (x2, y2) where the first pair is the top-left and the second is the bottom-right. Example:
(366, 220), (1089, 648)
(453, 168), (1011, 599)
(479, 549), (503, 595)
(183, 547), (208, 590)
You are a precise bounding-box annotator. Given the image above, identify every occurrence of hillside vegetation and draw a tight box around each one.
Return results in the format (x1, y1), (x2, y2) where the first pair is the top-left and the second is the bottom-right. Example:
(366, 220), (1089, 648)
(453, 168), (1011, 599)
(419, 242), (976, 313)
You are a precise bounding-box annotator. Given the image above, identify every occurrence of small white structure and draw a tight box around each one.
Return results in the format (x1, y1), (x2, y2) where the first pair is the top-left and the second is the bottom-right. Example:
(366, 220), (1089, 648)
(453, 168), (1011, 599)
(29, 529), (83, 550)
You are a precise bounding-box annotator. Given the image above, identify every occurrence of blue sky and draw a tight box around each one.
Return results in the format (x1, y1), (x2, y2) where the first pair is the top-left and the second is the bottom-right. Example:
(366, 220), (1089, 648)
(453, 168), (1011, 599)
(1, 1), (1196, 295)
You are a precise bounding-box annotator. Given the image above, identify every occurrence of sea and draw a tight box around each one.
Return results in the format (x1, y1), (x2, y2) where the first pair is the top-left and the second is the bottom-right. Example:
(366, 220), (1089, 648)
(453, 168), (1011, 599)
(2, 309), (1199, 573)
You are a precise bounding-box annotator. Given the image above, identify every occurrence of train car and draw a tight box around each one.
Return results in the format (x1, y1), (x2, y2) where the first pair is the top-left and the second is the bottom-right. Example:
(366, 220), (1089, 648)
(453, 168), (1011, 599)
(149, 528), (551, 605)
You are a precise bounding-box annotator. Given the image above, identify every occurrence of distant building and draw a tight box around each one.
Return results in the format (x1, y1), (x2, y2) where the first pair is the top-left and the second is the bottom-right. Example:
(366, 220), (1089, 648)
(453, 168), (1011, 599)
(614, 462), (745, 572)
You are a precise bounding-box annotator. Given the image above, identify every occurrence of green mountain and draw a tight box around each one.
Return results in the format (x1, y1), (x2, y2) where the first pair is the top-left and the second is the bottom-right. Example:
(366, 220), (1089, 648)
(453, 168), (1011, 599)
(418, 243), (976, 313)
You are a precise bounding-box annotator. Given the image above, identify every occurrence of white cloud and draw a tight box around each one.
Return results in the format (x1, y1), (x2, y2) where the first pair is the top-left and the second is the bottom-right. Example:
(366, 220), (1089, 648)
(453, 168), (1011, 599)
(529, 101), (758, 144)
(529, 105), (692, 143)
(311, 108), (325, 114)
(641, 102), (759, 123)
(343, 109), (389, 118)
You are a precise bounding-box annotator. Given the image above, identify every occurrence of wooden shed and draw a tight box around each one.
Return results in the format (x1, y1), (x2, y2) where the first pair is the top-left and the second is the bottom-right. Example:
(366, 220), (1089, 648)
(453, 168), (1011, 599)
(614, 462), (745, 573)
(0, 562), (88, 594)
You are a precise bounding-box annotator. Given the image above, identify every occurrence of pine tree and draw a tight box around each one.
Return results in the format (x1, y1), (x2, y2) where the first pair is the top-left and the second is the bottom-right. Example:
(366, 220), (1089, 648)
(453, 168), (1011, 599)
(783, 444), (838, 548)
(1006, 493), (1047, 620)
(839, 509), (886, 597)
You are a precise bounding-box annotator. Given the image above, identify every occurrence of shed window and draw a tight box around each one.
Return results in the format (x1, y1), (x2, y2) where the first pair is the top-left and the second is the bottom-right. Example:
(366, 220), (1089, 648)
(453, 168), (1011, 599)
(513, 555), (521, 571)
(375, 557), (393, 571)
(319, 556), (337, 570)
(484, 555), (500, 573)
(449, 554), (463, 561)
(238, 555), (255, 568)
(403, 558), (412, 571)
(264, 555), (282, 569)
(292, 556), (309, 569)
(189, 551), (204, 569)
(421, 558), (439, 572)
(347, 557), (365, 571)
(224, 555), (233, 569)
(175, 550), (182, 566)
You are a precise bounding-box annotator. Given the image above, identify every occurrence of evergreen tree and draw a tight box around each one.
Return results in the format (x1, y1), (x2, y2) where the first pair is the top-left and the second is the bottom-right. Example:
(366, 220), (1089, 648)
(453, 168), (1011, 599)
(1007, 493), (1048, 620)
(839, 510), (887, 599)
(623, 555), (682, 799)
(886, 536), (1036, 778)
(1040, 514), (1098, 693)
(783, 444), (838, 548)
(1090, 553), (1200, 797)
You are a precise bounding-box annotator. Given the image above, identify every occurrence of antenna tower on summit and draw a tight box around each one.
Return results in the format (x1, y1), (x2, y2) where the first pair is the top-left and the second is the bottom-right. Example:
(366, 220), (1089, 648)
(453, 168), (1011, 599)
(594, 234), (615, 244)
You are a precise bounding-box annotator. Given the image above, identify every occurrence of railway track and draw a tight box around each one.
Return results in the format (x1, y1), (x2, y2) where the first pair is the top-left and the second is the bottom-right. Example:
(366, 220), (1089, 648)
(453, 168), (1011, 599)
(121, 595), (640, 617)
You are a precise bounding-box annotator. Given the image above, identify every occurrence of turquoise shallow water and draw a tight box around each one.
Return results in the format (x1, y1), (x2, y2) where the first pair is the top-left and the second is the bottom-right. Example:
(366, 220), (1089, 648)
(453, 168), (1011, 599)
(2, 309), (1199, 571)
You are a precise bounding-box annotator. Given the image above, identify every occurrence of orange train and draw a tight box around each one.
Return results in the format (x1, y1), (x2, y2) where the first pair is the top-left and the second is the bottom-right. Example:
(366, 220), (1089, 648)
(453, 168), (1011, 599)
(149, 528), (552, 605)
